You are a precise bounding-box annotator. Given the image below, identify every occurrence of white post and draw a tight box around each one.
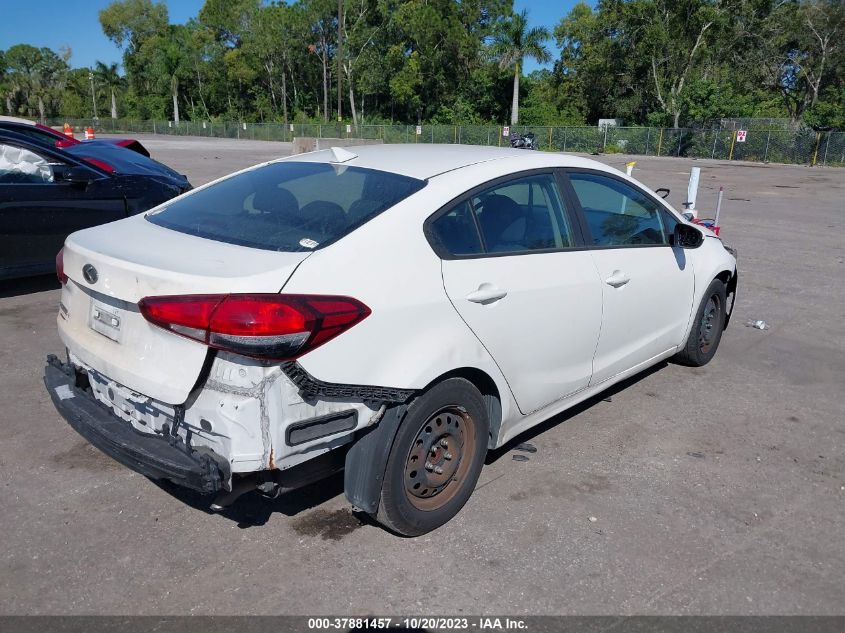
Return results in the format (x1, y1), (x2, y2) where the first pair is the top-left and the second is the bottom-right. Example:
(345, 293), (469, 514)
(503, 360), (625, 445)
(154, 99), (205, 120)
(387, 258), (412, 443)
(714, 186), (724, 226)
(686, 166), (701, 218)
(621, 162), (636, 213)
(822, 132), (831, 167)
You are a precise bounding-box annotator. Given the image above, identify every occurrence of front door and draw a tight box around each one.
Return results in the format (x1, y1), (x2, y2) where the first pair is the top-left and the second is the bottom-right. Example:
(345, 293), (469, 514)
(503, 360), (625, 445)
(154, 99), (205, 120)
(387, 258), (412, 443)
(565, 171), (696, 385)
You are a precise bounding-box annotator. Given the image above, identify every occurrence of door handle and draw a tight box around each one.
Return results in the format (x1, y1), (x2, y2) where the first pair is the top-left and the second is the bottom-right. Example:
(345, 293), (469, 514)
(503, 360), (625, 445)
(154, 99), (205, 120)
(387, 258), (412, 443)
(605, 270), (630, 288)
(466, 284), (508, 304)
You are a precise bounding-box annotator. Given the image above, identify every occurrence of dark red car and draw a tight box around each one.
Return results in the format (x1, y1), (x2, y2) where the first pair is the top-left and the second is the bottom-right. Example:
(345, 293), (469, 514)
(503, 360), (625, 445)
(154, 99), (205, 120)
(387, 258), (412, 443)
(0, 116), (149, 157)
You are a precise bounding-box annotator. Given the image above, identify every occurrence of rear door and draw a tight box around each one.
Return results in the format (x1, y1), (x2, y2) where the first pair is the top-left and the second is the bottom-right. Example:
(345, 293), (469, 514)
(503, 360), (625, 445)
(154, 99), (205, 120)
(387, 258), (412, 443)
(430, 171), (602, 415)
(0, 138), (125, 275)
(564, 170), (695, 385)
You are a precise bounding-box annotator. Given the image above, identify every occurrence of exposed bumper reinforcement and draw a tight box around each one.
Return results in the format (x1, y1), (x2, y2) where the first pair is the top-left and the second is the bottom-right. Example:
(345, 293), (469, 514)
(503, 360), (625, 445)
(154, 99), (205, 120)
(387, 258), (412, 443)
(280, 361), (415, 403)
(44, 355), (225, 493)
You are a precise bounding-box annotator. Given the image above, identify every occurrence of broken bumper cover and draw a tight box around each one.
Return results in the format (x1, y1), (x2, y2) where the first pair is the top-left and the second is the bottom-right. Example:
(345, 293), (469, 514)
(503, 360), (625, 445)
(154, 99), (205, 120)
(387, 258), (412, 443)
(44, 355), (226, 493)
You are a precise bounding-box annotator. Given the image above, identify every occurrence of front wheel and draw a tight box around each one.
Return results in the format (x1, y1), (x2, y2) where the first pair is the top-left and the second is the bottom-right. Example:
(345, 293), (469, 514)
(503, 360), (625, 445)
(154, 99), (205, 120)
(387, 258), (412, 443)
(375, 378), (489, 536)
(674, 278), (727, 366)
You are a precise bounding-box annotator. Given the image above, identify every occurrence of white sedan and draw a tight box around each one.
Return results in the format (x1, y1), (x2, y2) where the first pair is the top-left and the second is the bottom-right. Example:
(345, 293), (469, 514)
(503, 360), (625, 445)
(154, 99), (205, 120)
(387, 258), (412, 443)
(46, 144), (737, 536)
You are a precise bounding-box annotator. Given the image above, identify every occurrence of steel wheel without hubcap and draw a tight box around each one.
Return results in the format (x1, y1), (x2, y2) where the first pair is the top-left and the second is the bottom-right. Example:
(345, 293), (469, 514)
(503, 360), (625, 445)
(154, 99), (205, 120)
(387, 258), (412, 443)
(375, 378), (489, 536)
(673, 278), (727, 367)
(698, 294), (722, 355)
(403, 406), (476, 511)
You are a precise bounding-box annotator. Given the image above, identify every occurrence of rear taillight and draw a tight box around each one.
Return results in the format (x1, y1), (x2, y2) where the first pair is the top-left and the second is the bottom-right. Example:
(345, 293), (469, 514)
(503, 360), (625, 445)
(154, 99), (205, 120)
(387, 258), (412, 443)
(80, 157), (115, 173)
(138, 294), (371, 360)
(56, 247), (67, 284)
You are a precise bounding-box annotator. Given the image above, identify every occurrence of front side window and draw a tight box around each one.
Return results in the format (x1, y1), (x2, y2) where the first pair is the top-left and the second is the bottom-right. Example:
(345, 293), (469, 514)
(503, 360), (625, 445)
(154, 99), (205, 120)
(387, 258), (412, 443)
(0, 143), (56, 183)
(569, 173), (666, 247)
(147, 161), (425, 252)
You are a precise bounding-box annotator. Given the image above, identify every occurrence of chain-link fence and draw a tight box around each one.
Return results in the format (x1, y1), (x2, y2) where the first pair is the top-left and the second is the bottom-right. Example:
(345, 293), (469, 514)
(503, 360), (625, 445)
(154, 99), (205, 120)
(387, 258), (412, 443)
(49, 118), (845, 167)
(717, 117), (795, 131)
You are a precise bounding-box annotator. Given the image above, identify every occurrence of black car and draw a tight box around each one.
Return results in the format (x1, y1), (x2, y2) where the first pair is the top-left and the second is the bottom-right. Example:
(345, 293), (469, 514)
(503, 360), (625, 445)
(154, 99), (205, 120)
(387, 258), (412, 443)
(0, 130), (191, 280)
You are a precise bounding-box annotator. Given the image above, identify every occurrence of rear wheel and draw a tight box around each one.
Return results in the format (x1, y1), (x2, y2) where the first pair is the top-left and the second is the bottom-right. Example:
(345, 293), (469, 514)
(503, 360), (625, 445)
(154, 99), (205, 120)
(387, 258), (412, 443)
(675, 278), (727, 367)
(375, 378), (489, 536)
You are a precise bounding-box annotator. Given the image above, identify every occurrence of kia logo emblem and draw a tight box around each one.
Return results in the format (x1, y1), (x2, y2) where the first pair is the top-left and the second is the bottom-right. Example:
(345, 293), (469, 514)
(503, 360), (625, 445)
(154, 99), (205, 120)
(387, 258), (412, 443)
(82, 264), (98, 285)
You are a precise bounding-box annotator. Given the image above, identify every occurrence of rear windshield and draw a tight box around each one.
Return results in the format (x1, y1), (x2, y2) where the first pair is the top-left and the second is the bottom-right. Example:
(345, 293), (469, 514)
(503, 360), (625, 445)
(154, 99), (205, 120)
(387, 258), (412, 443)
(146, 161), (425, 252)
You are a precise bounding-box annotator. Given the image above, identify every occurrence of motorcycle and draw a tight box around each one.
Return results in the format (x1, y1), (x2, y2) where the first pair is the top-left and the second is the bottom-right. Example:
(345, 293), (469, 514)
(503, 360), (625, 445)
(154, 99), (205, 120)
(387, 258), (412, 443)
(510, 131), (537, 150)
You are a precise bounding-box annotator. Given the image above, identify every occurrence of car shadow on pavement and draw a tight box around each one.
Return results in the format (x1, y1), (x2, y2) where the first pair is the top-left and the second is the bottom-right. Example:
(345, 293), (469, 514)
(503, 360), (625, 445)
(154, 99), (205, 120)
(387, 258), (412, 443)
(0, 274), (60, 298)
(486, 360), (669, 465)
(152, 471), (362, 529)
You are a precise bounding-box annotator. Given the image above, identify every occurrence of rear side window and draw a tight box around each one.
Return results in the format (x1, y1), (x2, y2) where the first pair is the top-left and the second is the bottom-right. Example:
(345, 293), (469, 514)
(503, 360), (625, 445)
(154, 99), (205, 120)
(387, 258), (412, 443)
(428, 201), (483, 256)
(569, 173), (666, 246)
(472, 175), (573, 252)
(428, 173), (574, 257)
(147, 162), (425, 252)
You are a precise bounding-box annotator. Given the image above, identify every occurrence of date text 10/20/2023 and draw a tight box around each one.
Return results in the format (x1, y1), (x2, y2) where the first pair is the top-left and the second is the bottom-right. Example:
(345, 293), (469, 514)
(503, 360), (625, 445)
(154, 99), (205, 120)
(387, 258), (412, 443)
(307, 617), (528, 630)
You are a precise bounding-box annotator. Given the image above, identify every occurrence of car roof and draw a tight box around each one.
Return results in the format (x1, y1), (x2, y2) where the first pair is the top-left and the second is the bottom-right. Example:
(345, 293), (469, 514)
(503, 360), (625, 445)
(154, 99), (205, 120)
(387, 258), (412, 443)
(282, 143), (616, 180)
(0, 128), (54, 147)
(0, 116), (36, 126)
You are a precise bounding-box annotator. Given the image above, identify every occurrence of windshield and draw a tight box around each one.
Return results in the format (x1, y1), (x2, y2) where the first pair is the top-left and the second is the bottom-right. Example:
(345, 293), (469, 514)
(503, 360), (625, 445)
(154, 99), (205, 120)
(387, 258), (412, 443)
(146, 161), (425, 252)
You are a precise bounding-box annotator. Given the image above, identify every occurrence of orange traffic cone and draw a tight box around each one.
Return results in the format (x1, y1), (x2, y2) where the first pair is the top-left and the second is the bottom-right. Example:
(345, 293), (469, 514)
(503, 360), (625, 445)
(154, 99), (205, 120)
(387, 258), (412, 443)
(84, 126), (95, 140)
(63, 123), (74, 138)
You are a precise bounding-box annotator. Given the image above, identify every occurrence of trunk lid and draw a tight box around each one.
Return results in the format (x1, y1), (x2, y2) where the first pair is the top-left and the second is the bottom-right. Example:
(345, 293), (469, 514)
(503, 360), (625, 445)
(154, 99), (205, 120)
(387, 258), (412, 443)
(59, 214), (310, 404)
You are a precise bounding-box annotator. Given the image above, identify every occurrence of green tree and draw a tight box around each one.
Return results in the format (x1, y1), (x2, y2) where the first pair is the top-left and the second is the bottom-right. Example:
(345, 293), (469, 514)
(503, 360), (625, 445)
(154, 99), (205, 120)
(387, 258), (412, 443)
(4, 44), (69, 120)
(0, 0), (834, 129)
(383, 0), (509, 123)
(146, 26), (194, 123)
(61, 67), (94, 118)
(94, 61), (123, 118)
(243, 3), (308, 123)
(491, 9), (550, 126)
(99, 0), (168, 118)
(302, 0), (338, 121)
(99, 0), (169, 55)
(776, 0), (844, 121)
(637, 1), (730, 128)
(0, 50), (10, 114)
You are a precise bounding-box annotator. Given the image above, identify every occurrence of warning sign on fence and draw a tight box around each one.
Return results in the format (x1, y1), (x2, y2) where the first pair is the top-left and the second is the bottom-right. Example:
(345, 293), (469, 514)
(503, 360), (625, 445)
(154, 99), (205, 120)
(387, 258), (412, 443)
(737, 130), (747, 143)
(503, 126), (510, 137)
(346, 124), (352, 133)
(416, 125), (422, 135)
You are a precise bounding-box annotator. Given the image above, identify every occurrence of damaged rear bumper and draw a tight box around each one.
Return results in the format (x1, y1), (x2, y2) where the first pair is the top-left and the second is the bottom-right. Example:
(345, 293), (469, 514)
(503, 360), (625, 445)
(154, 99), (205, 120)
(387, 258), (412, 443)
(44, 354), (227, 493)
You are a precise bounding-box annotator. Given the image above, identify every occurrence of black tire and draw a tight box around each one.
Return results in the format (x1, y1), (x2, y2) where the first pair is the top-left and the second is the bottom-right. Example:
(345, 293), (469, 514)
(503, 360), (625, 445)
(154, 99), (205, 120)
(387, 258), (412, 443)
(675, 278), (727, 367)
(374, 378), (489, 536)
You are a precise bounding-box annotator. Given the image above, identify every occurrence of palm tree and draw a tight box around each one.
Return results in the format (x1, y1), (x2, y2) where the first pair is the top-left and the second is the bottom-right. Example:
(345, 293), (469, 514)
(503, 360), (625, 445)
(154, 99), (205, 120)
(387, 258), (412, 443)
(94, 61), (122, 119)
(492, 10), (551, 126)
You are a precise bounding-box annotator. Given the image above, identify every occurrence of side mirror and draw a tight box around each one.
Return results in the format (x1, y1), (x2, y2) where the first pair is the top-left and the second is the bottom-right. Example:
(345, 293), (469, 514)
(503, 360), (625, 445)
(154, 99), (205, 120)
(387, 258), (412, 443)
(673, 223), (704, 249)
(58, 165), (94, 185)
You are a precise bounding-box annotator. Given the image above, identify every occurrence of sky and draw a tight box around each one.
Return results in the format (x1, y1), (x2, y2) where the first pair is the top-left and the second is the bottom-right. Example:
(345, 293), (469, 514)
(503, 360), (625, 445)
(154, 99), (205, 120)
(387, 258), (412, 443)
(0, 0), (582, 73)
